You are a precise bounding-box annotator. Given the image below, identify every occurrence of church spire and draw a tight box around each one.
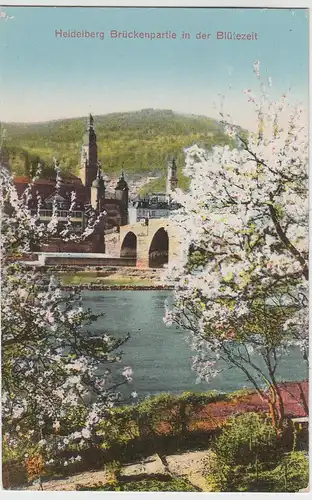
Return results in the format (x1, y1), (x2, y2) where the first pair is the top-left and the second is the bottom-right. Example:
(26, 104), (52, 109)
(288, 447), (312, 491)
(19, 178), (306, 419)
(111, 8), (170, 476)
(166, 156), (178, 196)
(88, 113), (94, 131)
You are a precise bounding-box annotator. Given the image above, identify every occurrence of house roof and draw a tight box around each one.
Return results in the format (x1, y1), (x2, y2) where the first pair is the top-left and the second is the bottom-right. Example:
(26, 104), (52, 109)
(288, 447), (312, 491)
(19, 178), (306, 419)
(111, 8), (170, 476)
(14, 174), (83, 185)
(14, 175), (90, 204)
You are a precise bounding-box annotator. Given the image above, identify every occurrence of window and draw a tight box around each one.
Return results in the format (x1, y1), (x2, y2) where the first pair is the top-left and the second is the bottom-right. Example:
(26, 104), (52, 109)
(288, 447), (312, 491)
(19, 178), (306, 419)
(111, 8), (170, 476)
(73, 211), (83, 218)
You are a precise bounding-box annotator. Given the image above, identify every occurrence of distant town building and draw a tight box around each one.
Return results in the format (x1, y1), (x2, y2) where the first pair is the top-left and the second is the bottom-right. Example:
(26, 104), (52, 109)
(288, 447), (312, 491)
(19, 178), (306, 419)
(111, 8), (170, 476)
(128, 193), (177, 224)
(128, 156), (179, 224)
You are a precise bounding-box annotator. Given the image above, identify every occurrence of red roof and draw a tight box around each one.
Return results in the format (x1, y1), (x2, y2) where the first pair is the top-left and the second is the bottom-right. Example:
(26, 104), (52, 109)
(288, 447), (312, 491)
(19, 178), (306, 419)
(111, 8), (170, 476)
(14, 175), (83, 186)
(196, 380), (308, 426)
(14, 175), (31, 184)
(156, 380), (309, 436)
(276, 381), (309, 417)
(13, 175), (89, 203)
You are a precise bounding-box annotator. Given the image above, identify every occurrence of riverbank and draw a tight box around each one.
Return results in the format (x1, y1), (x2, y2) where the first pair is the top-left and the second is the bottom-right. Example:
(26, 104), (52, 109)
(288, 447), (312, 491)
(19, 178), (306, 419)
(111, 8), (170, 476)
(58, 266), (170, 289)
(61, 284), (173, 291)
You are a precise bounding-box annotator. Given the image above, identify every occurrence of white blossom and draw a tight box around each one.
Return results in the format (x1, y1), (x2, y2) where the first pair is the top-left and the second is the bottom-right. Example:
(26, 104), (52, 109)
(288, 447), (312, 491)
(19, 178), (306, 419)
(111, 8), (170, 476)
(1, 164), (133, 467)
(122, 366), (133, 381)
(165, 65), (308, 422)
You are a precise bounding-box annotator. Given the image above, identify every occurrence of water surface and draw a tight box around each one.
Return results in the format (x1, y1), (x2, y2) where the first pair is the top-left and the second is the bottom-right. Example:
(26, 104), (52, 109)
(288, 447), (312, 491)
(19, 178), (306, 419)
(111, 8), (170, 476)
(82, 290), (308, 399)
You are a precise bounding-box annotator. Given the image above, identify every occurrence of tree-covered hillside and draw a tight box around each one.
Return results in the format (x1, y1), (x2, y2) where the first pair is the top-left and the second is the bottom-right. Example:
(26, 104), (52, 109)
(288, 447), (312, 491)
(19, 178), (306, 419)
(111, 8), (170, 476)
(2, 109), (235, 192)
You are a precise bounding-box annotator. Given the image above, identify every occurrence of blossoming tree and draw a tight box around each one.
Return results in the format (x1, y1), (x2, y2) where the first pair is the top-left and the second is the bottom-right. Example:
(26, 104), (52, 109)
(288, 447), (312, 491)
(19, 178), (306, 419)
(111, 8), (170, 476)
(165, 64), (308, 429)
(1, 163), (133, 482)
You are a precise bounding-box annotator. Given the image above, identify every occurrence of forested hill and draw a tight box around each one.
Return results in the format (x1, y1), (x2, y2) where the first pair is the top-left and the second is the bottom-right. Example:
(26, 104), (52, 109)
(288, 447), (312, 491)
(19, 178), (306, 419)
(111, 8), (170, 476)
(2, 108), (235, 192)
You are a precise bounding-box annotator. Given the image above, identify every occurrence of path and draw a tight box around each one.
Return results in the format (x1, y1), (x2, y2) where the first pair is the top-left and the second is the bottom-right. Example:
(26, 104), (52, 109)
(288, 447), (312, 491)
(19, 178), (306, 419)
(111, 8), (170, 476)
(24, 450), (210, 491)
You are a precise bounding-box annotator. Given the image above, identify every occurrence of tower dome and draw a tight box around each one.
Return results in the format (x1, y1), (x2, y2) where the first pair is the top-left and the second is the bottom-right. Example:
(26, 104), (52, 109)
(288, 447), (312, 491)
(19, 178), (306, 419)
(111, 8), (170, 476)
(115, 171), (129, 191)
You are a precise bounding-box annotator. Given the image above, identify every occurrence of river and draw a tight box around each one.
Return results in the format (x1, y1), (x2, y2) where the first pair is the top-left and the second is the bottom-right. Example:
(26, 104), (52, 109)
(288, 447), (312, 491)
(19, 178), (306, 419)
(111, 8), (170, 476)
(82, 290), (308, 399)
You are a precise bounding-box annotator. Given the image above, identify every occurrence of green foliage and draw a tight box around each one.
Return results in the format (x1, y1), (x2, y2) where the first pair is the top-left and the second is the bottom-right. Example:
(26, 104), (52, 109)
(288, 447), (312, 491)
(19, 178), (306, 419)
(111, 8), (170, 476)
(229, 452), (309, 492)
(205, 452), (230, 491)
(104, 460), (122, 481)
(271, 452), (309, 492)
(2, 433), (34, 463)
(139, 170), (190, 195)
(187, 245), (212, 271)
(139, 176), (166, 195)
(226, 388), (254, 401)
(213, 412), (280, 467)
(205, 413), (308, 492)
(3, 389), (227, 487)
(76, 477), (200, 491)
(98, 391), (228, 448)
(3, 109), (235, 181)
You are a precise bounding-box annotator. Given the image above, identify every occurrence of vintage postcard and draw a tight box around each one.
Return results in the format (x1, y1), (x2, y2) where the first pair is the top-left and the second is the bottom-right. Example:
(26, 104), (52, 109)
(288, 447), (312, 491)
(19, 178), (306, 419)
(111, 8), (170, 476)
(0, 3), (309, 493)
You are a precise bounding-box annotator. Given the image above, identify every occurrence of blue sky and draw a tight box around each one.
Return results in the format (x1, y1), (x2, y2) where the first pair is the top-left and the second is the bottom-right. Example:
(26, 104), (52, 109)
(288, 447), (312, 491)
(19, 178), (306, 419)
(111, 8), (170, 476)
(0, 6), (309, 127)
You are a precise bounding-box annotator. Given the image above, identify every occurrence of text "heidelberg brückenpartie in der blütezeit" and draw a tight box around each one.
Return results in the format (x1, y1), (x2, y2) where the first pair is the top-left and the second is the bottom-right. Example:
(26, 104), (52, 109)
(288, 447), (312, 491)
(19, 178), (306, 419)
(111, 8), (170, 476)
(54, 29), (259, 41)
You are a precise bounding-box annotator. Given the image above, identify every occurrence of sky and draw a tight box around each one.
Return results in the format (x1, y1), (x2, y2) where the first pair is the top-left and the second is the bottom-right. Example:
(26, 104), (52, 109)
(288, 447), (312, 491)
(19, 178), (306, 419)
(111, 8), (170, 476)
(0, 6), (309, 129)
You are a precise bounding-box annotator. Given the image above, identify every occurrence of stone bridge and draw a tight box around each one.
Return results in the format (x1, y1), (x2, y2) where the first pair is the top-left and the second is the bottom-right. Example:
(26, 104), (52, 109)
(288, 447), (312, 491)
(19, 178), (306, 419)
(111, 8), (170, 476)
(118, 218), (182, 268)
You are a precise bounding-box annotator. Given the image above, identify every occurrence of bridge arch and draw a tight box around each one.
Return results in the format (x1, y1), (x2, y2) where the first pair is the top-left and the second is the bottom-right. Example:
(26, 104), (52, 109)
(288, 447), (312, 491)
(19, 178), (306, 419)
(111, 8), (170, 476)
(148, 227), (169, 268)
(120, 231), (137, 261)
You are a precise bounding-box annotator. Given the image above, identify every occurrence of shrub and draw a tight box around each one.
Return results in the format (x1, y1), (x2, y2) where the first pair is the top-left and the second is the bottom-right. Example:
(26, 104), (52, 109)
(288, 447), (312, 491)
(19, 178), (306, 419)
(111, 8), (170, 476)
(231, 451), (309, 492)
(271, 452), (309, 492)
(205, 451), (229, 492)
(97, 390), (227, 449)
(105, 460), (121, 481)
(212, 412), (280, 467)
(205, 413), (308, 492)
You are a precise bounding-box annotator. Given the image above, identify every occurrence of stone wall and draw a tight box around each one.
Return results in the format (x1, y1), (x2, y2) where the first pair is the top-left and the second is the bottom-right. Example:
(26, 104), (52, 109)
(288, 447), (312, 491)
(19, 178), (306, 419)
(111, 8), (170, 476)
(105, 232), (121, 257)
(41, 238), (93, 253)
(44, 256), (136, 267)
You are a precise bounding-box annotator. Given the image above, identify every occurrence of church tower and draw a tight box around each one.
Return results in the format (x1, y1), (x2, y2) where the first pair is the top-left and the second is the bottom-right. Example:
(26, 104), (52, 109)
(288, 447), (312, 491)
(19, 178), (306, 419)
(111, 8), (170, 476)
(115, 171), (129, 226)
(166, 156), (178, 196)
(90, 163), (106, 253)
(91, 163), (105, 212)
(79, 114), (98, 187)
